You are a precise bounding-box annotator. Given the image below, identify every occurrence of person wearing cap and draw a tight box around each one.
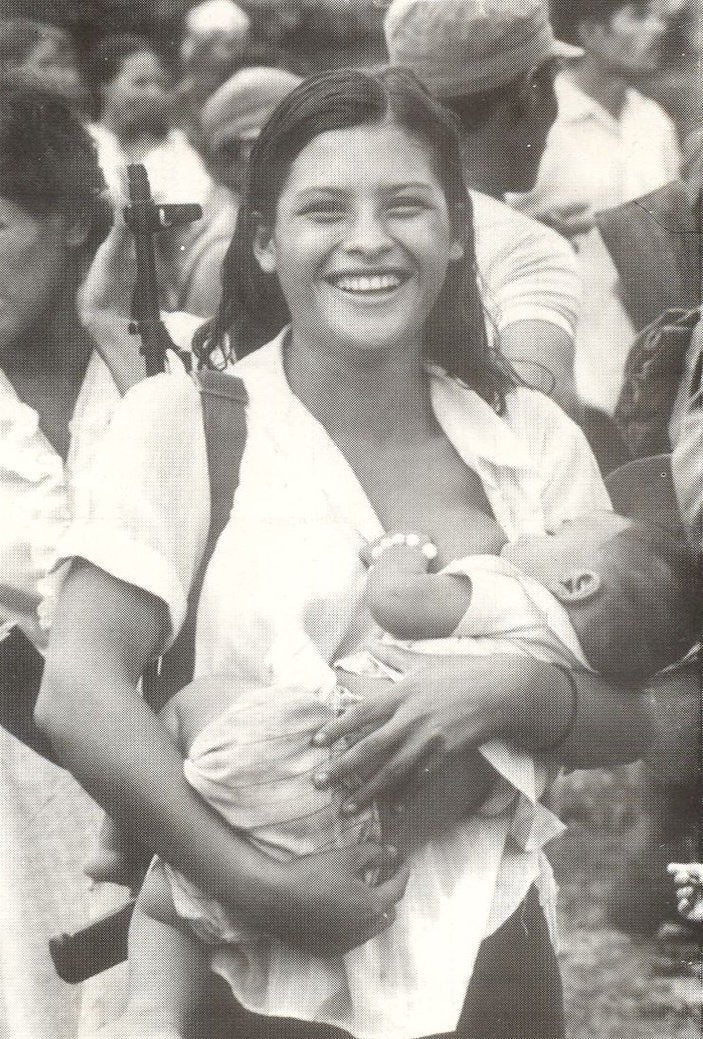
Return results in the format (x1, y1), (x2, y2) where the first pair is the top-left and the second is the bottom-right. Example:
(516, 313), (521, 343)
(511, 0), (681, 416)
(384, 0), (583, 419)
(171, 66), (303, 317)
(177, 0), (251, 127)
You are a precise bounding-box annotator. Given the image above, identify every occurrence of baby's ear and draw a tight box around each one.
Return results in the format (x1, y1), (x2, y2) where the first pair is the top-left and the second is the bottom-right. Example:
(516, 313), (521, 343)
(548, 570), (601, 604)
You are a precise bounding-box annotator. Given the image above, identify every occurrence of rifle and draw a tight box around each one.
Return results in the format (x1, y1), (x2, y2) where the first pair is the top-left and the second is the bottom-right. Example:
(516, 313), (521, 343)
(49, 164), (202, 984)
(124, 162), (202, 375)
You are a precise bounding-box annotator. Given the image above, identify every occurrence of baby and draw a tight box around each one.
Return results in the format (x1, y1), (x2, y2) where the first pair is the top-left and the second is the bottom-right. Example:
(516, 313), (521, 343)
(94, 511), (698, 1039)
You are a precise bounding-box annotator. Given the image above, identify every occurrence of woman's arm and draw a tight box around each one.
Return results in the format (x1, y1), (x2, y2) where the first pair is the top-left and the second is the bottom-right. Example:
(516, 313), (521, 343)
(36, 561), (408, 956)
(314, 649), (653, 812)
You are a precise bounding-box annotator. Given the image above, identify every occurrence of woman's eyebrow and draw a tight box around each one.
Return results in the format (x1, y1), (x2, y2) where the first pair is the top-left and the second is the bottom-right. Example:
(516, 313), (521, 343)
(292, 181), (436, 201)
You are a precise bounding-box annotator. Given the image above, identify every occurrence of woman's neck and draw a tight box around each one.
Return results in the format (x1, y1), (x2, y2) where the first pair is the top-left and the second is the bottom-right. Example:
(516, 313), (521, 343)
(569, 59), (628, 121)
(284, 331), (435, 446)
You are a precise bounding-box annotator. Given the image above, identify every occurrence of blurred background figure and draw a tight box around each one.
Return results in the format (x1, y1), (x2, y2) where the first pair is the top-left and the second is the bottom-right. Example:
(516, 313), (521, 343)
(88, 32), (217, 313)
(177, 0), (250, 126)
(178, 64), (301, 316)
(0, 17), (87, 110)
(0, 84), (122, 1039)
(88, 32), (211, 207)
(510, 0), (681, 416)
(384, 0), (583, 423)
(198, 63), (301, 196)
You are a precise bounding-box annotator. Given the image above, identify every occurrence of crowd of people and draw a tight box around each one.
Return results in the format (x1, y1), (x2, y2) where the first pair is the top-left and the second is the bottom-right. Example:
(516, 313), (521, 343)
(0, 0), (701, 1037)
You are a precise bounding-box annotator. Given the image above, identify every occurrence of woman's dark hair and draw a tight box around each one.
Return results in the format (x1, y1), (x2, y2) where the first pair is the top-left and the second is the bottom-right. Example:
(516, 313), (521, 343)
(0, 85), (111, 257)
(86, 33), (161, 110)
(195, 66), (516, 410)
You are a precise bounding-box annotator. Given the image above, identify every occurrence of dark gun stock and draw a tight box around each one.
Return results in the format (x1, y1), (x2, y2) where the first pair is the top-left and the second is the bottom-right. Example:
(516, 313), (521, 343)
(124, 163), (202, 375)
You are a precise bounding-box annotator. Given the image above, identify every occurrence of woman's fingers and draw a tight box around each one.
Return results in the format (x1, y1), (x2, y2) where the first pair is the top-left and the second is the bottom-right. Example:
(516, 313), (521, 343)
(78, 221), (137, 321)
(338, 733), (441, 813)
(348, 839), (400, 877)
(314, 691), (397, 746)
(315, 725), (401, 790)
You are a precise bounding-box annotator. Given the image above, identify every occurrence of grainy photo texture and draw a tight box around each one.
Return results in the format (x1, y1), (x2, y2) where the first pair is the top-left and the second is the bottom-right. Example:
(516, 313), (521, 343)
(0, 1), (700, 1037)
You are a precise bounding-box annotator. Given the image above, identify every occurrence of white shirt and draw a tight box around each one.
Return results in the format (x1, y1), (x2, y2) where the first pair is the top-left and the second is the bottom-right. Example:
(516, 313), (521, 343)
(510, 73), (681, 414)
(0, 352), (120, 649)
(90, 125), (213, 209)
(0, 350), (121, 1039)
(54, 328), (609, 1036)
(471, 190), (580, 341)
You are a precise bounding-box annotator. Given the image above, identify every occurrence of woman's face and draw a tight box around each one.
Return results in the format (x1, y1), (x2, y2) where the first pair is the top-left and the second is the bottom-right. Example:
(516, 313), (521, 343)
(254, 121), (464, 357)
(0, 196), (67, 355)
(102, 50), (173, 135)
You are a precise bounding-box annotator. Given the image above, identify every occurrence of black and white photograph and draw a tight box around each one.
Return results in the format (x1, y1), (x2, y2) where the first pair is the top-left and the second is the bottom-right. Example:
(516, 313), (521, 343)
(0, 0), (700, 1036)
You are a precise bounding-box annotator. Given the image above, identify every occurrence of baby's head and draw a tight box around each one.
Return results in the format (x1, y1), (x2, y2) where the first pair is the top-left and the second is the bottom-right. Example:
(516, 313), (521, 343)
(504, 513), (700, 682)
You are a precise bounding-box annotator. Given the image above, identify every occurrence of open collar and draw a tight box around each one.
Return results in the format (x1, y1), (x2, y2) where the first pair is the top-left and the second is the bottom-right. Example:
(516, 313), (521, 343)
(235, 331), (536, 512)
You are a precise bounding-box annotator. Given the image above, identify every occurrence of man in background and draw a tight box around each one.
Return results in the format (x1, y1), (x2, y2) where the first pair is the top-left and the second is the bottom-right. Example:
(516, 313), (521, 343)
(384, 0), (584, 420)
(511, 0), (681, 415)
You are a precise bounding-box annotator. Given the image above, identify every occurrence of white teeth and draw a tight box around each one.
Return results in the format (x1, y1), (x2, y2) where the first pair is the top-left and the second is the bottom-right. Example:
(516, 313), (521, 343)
(332, 273), (402, 293)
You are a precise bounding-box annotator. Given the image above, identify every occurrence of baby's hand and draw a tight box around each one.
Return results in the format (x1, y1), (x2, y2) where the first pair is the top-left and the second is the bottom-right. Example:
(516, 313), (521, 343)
(668, 863), (703, 923)
(360, 532), (437, 570)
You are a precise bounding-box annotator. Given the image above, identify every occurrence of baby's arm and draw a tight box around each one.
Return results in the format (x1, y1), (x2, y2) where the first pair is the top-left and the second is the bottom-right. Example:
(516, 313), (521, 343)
(86, 862), (212, 1039)
(362, 534), (473, 641)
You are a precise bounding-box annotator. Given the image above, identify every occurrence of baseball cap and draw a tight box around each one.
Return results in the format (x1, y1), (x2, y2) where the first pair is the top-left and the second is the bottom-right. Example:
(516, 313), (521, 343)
(384, 0), (583, 98)
(200, 66), (303, 152)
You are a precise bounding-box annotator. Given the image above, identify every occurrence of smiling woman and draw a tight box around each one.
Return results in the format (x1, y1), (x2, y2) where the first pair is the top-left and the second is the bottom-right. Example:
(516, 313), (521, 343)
(194, 67), (511, 407)
(39, 68), (654, 1039)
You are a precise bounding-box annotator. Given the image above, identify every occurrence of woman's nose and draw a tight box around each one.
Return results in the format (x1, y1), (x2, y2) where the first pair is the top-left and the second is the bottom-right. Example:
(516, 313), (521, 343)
(343, 208), (393, 256)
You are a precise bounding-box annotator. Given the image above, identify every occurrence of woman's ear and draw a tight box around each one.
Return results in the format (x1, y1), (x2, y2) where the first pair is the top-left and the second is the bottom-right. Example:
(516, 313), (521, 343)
(548, 570), (602, 604)
(449, 240), (464, 263)
(253, 223), (277, 274)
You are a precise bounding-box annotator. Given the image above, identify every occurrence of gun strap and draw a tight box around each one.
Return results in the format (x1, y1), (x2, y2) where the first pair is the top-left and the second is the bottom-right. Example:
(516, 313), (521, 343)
(143, 370), (248, 711)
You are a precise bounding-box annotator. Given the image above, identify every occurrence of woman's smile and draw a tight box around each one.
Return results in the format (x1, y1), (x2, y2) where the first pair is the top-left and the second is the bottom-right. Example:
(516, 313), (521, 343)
(325, 269), (410, 297)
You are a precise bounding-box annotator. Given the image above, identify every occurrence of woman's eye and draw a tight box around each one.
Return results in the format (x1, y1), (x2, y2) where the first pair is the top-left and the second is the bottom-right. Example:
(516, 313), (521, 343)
(299, 201), (345, 222)
(387, 198), (427, 216)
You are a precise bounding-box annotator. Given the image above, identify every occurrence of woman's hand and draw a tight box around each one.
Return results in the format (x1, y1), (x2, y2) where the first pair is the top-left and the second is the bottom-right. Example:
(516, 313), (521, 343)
(271, 842), (410, 956)
(317, 644), (523, 812)
(78, 221), (149, 394)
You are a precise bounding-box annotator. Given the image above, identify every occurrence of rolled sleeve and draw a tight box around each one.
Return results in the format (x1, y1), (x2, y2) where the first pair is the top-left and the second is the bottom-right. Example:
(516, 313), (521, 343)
(473, 191), (580, 339)
(47, 370), (210, 651)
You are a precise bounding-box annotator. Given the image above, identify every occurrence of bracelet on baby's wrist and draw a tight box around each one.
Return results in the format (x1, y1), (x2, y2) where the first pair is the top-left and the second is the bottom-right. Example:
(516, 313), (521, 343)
(369, 532), (438, 562)
(533, 661), (579, 754)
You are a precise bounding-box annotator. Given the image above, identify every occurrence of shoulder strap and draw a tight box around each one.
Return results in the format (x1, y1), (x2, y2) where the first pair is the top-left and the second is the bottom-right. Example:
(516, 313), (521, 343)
(143, 369), (248, 711)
